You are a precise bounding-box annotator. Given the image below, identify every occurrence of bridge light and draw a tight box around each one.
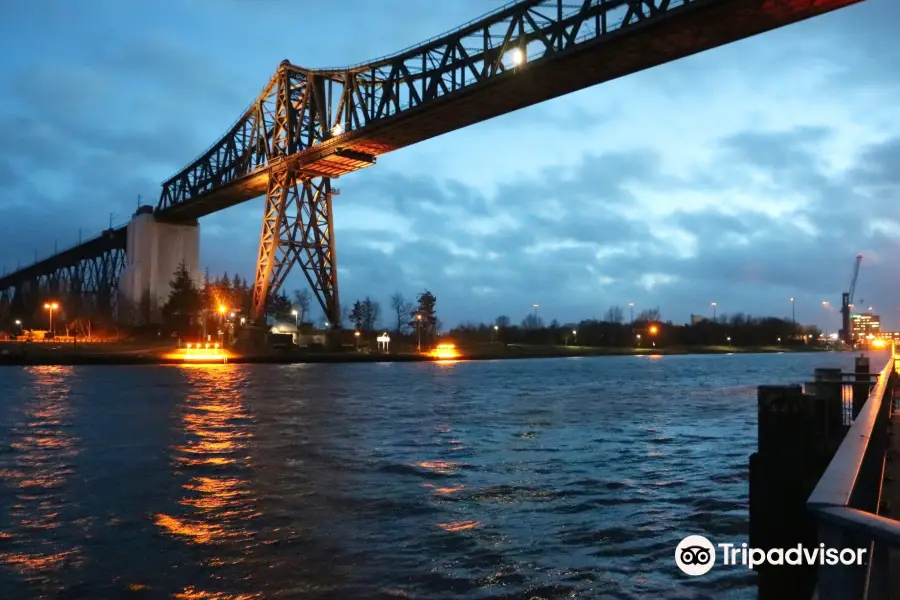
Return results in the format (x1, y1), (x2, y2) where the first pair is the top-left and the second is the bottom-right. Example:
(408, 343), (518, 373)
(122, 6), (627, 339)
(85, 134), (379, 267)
(510, 48), (524, 66)
(332, 123), (343, 135)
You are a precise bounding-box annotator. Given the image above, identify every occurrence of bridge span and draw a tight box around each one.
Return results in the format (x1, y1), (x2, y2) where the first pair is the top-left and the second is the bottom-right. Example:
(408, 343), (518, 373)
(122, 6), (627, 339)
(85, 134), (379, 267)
(0, 0), (864, 328)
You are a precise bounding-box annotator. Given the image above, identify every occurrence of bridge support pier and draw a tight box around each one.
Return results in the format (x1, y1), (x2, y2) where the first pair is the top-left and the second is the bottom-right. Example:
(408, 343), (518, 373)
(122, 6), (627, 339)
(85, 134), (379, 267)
(119, 206), (200, 324)
(252, 168), (340, 328)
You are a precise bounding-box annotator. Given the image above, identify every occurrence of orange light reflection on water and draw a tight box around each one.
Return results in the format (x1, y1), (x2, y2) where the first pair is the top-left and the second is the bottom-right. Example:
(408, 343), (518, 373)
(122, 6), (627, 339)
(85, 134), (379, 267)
(437, 520), (480, 532)
(1, 365), (83, 576)
(154, 364), (260, 581)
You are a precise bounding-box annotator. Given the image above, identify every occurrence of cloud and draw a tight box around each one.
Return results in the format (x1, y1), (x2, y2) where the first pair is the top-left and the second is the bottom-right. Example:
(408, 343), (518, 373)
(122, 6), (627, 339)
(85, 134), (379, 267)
(1, 0), (899, 329)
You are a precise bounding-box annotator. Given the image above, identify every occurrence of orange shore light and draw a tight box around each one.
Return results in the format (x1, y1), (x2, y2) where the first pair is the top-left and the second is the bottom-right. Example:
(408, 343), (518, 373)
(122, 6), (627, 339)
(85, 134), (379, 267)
(429, 343), (460, 360)
(165, 342), (230, 363)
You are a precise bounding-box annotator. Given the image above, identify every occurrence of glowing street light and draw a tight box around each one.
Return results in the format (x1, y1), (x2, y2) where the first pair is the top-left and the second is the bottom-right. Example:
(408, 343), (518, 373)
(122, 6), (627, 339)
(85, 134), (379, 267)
(354, 330), (361, 350)
(291, 309), (298, 326)
(43, 302), (59, 335)
(572, 329), (577, 345)
(790, 297), (795, 324)
(416, 313), (423, 352)
(628, 302), (635, 323)
(649, 324), (658, 335)
(218, 305), (227, 315)
(711, 301), (717, 320)
(727, 336), (732, 347)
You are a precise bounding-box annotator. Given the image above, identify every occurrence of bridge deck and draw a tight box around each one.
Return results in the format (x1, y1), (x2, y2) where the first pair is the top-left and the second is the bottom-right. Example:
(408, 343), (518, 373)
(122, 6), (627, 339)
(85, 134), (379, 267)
(157, 0), (863, 222)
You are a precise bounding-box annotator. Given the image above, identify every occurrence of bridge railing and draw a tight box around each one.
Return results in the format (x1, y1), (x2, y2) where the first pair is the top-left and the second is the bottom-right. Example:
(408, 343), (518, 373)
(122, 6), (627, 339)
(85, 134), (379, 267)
(807, 345), (900, 599)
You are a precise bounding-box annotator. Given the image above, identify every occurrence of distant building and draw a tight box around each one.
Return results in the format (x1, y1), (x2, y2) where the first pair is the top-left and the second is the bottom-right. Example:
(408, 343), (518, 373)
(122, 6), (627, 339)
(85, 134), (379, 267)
(850, 313), (880, 341)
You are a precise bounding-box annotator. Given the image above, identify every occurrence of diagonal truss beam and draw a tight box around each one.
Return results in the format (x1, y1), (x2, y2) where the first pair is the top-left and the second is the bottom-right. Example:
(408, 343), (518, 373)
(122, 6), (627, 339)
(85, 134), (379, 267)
(252, 168), (340, 327)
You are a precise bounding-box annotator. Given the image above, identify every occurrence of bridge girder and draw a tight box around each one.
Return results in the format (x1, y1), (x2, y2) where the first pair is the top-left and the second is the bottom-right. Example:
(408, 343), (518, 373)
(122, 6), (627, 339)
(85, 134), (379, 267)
(252, 167), (339, 326)
(0, 247), (126, 324)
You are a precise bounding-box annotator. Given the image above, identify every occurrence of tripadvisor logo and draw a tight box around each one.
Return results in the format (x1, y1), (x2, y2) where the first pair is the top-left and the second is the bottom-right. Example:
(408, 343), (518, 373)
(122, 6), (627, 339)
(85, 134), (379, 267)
(674, 535), (867, 576)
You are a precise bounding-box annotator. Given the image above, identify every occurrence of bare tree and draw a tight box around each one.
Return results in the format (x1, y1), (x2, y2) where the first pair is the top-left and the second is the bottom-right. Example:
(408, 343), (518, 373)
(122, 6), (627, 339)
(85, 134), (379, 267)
(391, 291), (413, 334)
(292, 288), (312, 323)
(522, 313), (544, 330)
(603, 305), (625, 324)
(636, 307), (661, 322)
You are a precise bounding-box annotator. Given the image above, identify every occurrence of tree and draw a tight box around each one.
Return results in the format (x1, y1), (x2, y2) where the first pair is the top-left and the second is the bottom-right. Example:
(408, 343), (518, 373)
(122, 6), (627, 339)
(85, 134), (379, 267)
(349, 300), (365, 330)
(161, 261), (200, 336)
(268, 292), (293, 321)
(522, 313), (544, 330)
(636, 307), (661, 322)
(360, 297), (380, 331)
(604, 305), (625, 324)
(391, 292), (413, 334)
(412, 290), (437, 346)
(293, 288), (312, 323)
(495, 315), (510, 328)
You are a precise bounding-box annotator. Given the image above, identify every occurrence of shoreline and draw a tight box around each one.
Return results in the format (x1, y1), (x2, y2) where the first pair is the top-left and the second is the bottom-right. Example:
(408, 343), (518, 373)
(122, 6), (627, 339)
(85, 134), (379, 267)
(0, 343), (831, 366)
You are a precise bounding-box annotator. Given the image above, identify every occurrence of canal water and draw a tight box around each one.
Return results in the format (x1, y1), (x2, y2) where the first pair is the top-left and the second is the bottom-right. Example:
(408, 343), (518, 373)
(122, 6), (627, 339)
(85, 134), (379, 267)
(0, 351), (886, 599)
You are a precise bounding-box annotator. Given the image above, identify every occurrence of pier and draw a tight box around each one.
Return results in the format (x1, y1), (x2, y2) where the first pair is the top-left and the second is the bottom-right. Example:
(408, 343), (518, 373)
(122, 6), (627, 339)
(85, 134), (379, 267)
(751, 348), (900, 598)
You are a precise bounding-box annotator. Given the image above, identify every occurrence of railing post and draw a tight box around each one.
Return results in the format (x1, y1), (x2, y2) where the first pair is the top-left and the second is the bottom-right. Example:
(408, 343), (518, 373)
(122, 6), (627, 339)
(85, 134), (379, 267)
(750, 384), (834, 599)
(853, 354), (871, 420)
(816, 521), (863, 600)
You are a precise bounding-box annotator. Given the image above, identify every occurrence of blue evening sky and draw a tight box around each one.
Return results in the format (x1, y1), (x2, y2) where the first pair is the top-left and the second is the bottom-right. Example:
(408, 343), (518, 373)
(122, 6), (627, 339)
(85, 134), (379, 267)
(0, 0), (897, 330)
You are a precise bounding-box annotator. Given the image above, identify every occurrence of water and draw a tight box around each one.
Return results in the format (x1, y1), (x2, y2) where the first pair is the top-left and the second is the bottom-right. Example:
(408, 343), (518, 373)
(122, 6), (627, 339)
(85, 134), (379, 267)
(0, 351), (880, 599)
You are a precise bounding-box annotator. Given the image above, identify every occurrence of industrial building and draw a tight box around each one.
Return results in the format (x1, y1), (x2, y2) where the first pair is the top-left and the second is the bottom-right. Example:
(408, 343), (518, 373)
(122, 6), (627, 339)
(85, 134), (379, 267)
(850, 313), (880, 341)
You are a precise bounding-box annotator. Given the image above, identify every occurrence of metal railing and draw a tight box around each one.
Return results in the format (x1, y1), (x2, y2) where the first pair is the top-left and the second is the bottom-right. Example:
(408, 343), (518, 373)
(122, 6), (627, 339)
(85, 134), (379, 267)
(807, 345), (899, 599)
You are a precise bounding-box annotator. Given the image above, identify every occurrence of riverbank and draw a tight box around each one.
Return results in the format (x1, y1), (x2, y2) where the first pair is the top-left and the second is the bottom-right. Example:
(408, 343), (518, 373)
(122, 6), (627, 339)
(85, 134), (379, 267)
(0, 340), (831, 366)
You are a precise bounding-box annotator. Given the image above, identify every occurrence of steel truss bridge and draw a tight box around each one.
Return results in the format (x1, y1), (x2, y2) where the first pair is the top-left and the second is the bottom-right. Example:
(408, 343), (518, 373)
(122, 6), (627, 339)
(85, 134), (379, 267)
(0, 0), (862, 327)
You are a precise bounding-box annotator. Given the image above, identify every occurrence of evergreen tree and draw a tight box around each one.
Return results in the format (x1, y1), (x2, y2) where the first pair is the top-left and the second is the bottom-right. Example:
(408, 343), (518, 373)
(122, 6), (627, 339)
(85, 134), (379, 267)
(349, 300), (365, 330)
(162, 262), (200, 336)
(268, 292), (293, 321)
(413, 290), (437, 345)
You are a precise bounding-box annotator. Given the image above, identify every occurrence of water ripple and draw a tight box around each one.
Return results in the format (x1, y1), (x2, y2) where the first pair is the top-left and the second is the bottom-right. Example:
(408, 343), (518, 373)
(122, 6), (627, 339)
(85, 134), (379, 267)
(0, 351), (877, 599)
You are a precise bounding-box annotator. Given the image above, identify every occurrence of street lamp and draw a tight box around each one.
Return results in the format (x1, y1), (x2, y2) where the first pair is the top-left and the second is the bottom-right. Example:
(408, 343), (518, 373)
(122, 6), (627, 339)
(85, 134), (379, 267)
(416, 313), (423, 352)
(354, 330), (360, 350)
(711, 302), (717, 321)
(790, 297), (795, 324)
(636, 333), (641, 347)
(727, 336), (731, 347)
(291, 309), (298, 326)
(572, 329), (577, 345)
(649, 324), (658, 335)
(822, 301), (829, 335)
(532, 303), (539, 318)
(628, 302), (635, 323)
(43, 302), (58, 336)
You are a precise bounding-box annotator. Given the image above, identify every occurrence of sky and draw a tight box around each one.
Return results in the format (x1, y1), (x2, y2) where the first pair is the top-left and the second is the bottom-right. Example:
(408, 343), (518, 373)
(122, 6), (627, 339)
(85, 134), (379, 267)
(0, 0), (898, 330)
